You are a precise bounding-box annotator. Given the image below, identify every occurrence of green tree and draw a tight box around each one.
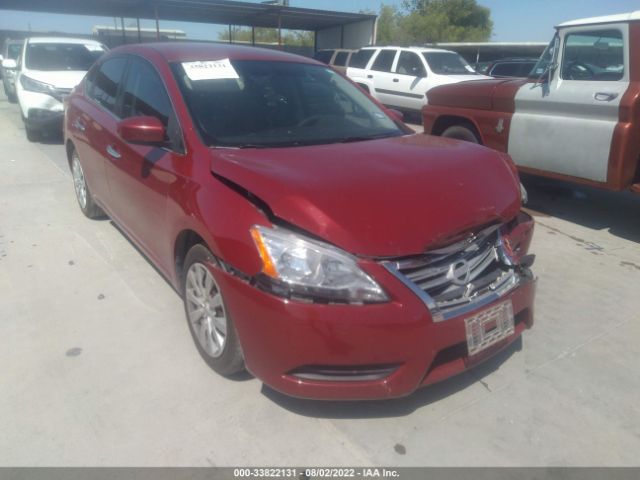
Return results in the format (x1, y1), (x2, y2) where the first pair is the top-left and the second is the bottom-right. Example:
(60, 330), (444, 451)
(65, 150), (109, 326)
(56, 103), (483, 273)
(376, 4), (400, 45)
(399, 0), (493, 43)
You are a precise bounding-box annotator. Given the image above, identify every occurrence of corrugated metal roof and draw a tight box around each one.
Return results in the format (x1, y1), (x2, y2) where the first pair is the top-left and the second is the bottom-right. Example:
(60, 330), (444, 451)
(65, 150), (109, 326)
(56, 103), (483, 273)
(0, 0), (376, 30)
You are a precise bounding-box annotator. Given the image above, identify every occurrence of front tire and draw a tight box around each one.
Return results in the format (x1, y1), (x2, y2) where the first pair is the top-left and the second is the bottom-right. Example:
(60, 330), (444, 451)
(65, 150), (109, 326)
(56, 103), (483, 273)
(71, 148), (104, 219)
(25, 125), (40, 142)
(441, 124), (480, 144)
(182, 244), (245, 377)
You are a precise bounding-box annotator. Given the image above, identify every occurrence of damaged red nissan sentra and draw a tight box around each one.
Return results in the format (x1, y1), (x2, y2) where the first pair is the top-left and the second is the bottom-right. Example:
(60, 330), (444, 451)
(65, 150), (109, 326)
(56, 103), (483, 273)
(64, 43), (536, 400)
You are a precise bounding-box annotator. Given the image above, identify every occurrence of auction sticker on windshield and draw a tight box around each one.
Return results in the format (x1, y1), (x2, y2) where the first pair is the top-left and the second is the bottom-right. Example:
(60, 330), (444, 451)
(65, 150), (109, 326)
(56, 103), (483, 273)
(465, 300), (515, 356)
(182, 59), (239, 81)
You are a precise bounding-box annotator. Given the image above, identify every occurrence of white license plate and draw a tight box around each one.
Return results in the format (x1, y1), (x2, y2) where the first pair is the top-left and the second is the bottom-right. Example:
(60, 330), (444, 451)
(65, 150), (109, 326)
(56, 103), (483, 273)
(465, 300), (515, 356)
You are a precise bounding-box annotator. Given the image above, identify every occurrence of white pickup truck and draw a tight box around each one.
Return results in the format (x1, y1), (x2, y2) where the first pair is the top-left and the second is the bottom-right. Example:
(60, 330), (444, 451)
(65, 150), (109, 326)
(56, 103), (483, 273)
(422, 11), (640, 194)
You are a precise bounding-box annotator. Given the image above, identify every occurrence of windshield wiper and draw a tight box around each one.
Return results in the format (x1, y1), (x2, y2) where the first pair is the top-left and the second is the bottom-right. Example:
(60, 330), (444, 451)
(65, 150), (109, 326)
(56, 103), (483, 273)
(235, 144), (272, 149)
(338, 133), (399, 143)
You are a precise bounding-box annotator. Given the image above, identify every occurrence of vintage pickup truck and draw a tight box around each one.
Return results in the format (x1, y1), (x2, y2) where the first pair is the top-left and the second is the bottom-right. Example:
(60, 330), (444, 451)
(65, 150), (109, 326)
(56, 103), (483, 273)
(422, 11), (640, 194)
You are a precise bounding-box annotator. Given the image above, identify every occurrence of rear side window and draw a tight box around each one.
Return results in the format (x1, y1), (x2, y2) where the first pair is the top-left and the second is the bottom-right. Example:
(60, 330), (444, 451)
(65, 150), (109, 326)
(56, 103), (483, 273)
(371, 49), (397, 72)
(90, 57), (127, 115)
(121, 59), (172, 127)
(333, 51), (349, 66)
(561, 29), (624, 81)
(349, 49), (375, 69)
(313, 50), (334, 64)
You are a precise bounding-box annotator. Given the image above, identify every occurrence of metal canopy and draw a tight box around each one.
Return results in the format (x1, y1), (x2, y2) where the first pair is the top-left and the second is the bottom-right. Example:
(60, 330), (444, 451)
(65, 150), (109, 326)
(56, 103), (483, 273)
(0, 0), (376, 31)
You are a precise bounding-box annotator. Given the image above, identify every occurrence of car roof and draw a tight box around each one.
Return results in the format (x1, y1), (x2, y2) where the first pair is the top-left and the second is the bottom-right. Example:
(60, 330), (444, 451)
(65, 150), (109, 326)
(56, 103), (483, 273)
(26, 37), (104, 46)
(360, 46), (457, 54)
(557, 10), (640, 28)
(113, 42), (319, 65)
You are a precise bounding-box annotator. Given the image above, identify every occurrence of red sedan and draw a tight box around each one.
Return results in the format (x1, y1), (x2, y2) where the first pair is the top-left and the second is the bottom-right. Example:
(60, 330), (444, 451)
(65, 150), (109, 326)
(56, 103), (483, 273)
(64, 43), (536, 400)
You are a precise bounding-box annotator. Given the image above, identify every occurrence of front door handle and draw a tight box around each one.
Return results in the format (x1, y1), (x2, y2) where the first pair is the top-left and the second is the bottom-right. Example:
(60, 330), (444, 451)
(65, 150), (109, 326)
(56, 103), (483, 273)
(106, 145), (121, 159)
(594, 92), (618, 101)
(367, 74), (373, 79)
(72, 119), (86, 132)
(393, 78), (399, 82)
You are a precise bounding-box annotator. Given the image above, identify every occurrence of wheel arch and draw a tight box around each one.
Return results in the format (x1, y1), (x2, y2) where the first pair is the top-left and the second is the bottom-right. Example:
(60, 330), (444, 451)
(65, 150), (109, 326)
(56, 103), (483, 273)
(65, 139), (76, 169)
(356, 82), (370, 93)
(174, 229), (209, 286)
(431, 115), (484, 145)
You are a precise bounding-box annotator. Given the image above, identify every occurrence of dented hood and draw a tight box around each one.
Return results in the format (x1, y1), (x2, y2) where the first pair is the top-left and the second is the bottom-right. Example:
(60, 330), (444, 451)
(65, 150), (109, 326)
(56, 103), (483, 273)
(210, 134), (521, 257)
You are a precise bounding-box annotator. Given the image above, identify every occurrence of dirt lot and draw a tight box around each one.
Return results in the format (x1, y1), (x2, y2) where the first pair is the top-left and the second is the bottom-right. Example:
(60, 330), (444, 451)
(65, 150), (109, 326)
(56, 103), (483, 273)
(1, 91), (639, 466)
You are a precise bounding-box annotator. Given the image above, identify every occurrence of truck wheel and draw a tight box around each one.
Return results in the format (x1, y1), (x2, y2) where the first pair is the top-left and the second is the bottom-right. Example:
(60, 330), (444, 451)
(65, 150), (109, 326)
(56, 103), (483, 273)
(441, 125), (480, 144)
(182, 244), (245, 377)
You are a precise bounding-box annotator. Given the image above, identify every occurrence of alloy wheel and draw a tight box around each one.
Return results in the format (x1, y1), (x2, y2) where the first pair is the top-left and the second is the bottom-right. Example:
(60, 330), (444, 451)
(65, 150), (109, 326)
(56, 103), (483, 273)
(185, 262), (228, 358)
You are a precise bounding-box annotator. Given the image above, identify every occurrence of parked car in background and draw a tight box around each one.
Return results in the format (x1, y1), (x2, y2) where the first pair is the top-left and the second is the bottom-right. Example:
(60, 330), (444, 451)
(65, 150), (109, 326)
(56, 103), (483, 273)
(346, 46), (489, 115)
(485, 57), (538, 78)
(423, 11), (640, 194)
(313, 48), (356, 74)
(1, 38), (24, 102)
(15, 37), (107, 141)
(65, 42), (535, 400)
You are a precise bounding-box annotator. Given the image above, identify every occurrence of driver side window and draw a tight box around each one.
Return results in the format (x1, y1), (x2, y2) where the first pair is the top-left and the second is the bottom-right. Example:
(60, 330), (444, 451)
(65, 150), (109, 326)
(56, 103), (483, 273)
(561, 29), (624, 81)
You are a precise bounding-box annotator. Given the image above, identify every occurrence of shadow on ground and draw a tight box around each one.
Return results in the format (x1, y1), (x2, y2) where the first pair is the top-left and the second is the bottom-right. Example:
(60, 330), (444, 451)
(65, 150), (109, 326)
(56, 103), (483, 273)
(262, 337), (522, 418)
(37, 130), (64, 145)
(522, 174), (640, 243)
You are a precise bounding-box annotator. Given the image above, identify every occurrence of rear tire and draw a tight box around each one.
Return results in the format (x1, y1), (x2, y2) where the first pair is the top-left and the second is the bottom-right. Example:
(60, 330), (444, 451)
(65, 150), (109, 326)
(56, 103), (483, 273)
(441, 125), (480, 144)
(70, 148), (104, 219)
(182, 244), (245, 377)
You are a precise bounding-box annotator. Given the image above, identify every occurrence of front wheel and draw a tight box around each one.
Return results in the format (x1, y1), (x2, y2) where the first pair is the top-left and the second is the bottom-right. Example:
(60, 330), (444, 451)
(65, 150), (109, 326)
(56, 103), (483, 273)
(25, 126), (40, 142)
(71, 148), (104, 219)
(182, 244), (245, 377)
(441, 125), (480, 144)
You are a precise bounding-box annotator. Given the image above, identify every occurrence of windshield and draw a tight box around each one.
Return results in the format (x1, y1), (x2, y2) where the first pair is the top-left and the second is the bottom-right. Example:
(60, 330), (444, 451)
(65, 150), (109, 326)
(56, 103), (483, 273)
(530, 34), (558, 78)
(423, 52), (476, 75)
(172, 60), (403, 148)
(25, 43), (106, 71)
(7, 43), (22, 60)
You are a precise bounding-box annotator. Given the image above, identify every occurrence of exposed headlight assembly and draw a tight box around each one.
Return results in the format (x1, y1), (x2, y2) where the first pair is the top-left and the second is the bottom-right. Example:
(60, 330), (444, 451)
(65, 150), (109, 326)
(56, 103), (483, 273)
(250, 225), (388, 304)
(20, 75), (55, 95)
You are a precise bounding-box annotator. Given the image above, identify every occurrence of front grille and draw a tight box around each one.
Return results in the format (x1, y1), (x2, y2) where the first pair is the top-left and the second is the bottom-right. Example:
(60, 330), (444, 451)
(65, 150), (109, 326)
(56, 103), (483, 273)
(384, 224), (518, 321)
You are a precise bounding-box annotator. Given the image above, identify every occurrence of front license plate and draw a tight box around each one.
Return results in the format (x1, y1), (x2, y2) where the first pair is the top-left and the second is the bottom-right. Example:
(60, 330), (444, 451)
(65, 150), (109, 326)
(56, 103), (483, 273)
(465, 300), (515, 356)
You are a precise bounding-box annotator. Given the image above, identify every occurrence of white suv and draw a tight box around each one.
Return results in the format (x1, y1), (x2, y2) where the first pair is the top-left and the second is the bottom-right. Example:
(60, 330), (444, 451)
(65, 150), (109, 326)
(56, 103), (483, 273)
(16, 37), (107, 141)
(346, 46), (489, 114)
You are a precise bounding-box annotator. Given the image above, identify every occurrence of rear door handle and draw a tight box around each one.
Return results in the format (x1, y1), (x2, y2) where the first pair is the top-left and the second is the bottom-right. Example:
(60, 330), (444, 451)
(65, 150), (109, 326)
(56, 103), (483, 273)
(106, 145), (121, 159)
(73, 119), (86, 132)
(367, 74), (373, 79)
(393, 78), (399, 82)
(594, 92), (618, 101)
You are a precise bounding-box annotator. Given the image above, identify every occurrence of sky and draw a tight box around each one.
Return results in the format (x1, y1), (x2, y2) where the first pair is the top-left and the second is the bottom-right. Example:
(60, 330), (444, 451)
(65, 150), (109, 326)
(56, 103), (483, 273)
(0, 0), (638, 43)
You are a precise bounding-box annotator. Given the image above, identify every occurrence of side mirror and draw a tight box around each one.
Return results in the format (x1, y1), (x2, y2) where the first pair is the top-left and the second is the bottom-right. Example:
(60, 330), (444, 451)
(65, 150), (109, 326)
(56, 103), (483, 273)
(387, 108), (404, 122)
(2, 58), (17, 69)
(118, 116), (166, 145)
